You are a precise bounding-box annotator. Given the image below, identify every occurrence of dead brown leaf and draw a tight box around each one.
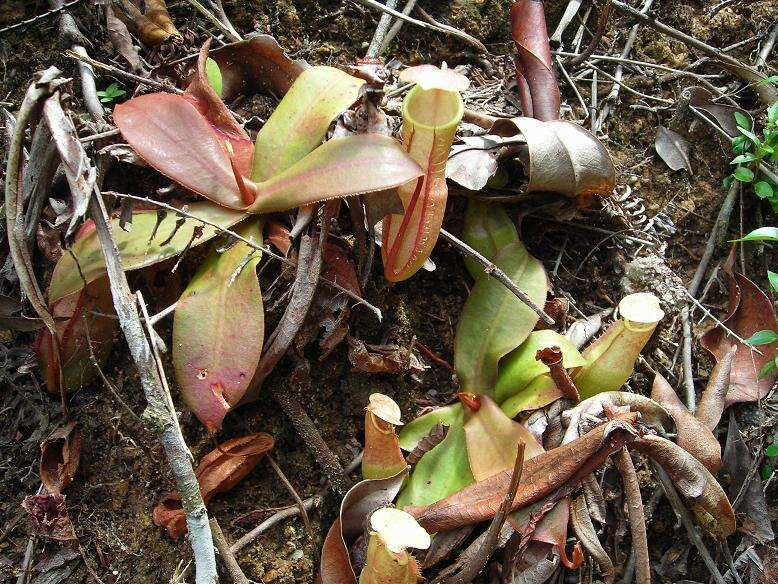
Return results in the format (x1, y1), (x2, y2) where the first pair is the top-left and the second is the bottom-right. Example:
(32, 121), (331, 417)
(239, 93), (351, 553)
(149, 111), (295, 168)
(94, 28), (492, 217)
(630, 434), (735, 538)
(106, 5), (143, 71)
(650, 373), (721, 473)
(153, 432), (274, 537)
(112, 0), (181, 47)
(347, 337), (424, 375)
(265, 219), (292, 256)
(655, 126), (692, 173)
(700, 254), (778, 405)
(22, 494), (76, 541)
(40, 422), (82, 495)
(406, 413), (639, 533)
(319, 469), (408, 584)
(686, 86), (752, 139)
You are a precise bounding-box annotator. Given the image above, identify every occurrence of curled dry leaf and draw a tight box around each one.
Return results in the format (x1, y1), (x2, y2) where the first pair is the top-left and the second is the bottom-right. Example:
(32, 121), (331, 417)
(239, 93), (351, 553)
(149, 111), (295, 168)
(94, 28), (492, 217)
(570, 495), (614, 583)
(22, 494), (76, 541)
(650, 373), (721, 473)
(700, 254), (778, 405)
(347, 337), (424, 374)
(492, 117), (616, 198)
(106, 5), (142, 71)
(265, 219), (292, 256)
(40, 422), (82, 495)
(319, 469), (408, 584)
(405, 413), (639, 533)
(510, 0), (560, 121)
(446, 135), (520, 191)
(630, 434), (735, 538)
(112, 0), (181, 47)
(153, 432), (274, 537)
(655, 126), (692, 173)
(183, 35), (307, 102)
(723, 412), (774, 543)
(695, 345), (737, 431)
(37, 276), (118, 396)
(685, 86), (752, 139)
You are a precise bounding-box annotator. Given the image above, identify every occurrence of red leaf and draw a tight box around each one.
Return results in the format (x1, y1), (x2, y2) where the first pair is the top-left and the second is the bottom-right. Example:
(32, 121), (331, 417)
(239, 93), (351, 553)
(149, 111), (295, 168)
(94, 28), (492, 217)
(22, 494), (76, 541)
(510, 0), (560, 121)
(40, 422), (82, 494)
(700, 254), (777, 405)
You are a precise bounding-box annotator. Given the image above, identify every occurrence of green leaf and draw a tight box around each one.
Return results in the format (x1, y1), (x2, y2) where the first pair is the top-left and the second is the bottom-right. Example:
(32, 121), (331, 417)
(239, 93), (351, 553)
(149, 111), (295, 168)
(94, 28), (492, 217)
(738, 126), (761, 145)
(769, 102), (778, 124)
(754, 181), (775, 199)
(454, 239), (547, 396)
(48, 202), (246, 302)
(398, 404), (461, 451)
(396, 410), (474, 509)
(733, 166), (755, 182)
(769, 271), (778, 293)
(461, 200), (518, 279)
(731, 227), (778, 242)
(173, 220), (263, 430)
(734, 111), (752, 130)
(729, 154), (758, 164)
(758, 358), (778, 380)
(494, 330), (586, 403)
(756, 75), (778, 85)
(765, 443), (778, 457)
(732, 136), (749, 154)
(723, 175), (734, 189)
(205, 57), (223, 97)
(761, 463), (775, 481)
(252, 66), (364, 181)
(746, 330), (778, 346)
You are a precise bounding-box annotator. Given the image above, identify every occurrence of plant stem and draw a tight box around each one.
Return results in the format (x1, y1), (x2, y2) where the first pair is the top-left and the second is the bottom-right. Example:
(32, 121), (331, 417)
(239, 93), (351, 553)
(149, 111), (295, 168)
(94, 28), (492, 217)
(209, 518), (249, 584)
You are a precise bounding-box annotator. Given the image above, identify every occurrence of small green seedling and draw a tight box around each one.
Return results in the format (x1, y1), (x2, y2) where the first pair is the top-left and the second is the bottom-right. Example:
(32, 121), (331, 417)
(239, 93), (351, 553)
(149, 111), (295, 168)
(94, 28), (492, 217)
(97, 82), (126, 104)
(724, 79), (778, 211)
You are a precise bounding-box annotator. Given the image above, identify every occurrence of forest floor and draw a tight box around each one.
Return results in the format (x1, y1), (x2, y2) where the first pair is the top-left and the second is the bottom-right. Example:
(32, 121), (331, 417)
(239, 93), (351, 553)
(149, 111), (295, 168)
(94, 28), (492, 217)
(0, 0), (776, 582)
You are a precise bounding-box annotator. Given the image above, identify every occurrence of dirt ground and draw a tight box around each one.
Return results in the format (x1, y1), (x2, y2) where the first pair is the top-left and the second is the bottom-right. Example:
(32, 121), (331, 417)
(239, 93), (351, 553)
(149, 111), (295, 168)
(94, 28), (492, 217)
(0, 0), (776, 582)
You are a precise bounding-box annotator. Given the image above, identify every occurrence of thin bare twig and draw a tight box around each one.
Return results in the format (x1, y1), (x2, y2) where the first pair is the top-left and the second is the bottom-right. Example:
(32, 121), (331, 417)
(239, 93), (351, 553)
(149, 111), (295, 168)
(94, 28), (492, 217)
(183, 0), (242, 42)
(266, 455), (312, 534)
(567, 0), (612, 68)
(64, 50), (183, 94)
(88, 190), (217, 583)
(652, 463), (726, 584)
(365, 0), (399, 59)
(376, 0), (418, 55)
(353, 0), (486, 52)
(209, 518), (249, 584)
(613, 449), (650, 584)
(439, 228), (554, 325)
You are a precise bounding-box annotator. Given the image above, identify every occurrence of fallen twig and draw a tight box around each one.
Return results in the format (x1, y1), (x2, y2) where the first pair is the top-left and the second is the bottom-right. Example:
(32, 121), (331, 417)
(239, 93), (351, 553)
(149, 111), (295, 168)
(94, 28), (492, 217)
(353, 0), (486, 52)
(376, 0), (418, 55)
(230, 496), (321, 554)
(106, 192), (382, 320)
(613, 448), (650, 584)
(266, 455), (312, 534)
(209, 518), (249, 584)
(183, 0), (242, 42)
(439, 228), (554, 325)
(566, 0), (612, 68)
(365, 0), (399, 59)
(88, 190), (217, 583)
(64, 50), (183, 94)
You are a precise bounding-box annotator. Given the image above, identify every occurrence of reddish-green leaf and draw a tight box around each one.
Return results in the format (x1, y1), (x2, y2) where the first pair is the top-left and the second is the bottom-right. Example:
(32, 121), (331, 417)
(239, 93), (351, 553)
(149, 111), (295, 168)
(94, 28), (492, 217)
(36, 277), (117, 395)
(48, 203), (246, 303)
(173, 220), (264, 430)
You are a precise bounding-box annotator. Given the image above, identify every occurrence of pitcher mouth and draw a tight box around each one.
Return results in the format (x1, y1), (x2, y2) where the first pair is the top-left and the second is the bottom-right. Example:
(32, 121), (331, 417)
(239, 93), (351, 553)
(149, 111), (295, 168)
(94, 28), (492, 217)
(402, 85), (464, 132)
(619, 292), (665, 328)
